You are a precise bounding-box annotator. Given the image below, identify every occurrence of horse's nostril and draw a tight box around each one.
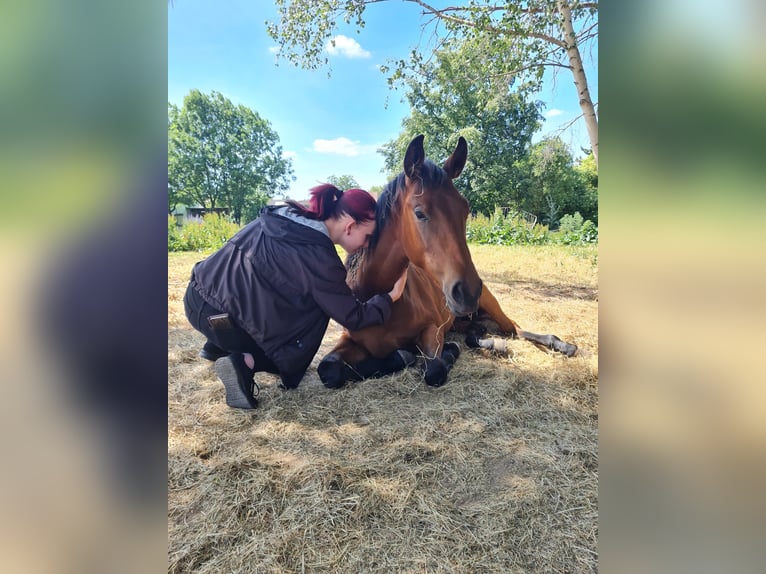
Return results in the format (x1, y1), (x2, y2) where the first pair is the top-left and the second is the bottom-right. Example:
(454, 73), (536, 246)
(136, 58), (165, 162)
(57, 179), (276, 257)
(451, 281), (465, 304)
(451, 281), (474, 305)
(450, 280), (481, 311)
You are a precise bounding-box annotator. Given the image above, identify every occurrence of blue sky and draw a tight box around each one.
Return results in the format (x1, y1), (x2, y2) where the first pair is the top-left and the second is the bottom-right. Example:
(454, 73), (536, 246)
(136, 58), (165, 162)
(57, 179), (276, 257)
(168, 0), (597, 200)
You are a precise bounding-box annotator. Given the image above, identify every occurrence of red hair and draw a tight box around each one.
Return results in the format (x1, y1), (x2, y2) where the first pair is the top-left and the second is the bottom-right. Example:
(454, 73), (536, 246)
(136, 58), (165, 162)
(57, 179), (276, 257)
(287, 184), (376, 223)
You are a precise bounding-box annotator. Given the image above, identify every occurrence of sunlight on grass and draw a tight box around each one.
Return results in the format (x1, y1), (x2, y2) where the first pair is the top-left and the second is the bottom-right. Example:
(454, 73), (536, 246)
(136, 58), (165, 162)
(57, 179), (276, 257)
(168, 245), (598, 573)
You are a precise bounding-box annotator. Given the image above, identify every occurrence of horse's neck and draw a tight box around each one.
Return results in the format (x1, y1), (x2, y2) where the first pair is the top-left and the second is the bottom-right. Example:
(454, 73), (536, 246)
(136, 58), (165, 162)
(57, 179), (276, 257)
(354, 223), (409, 299)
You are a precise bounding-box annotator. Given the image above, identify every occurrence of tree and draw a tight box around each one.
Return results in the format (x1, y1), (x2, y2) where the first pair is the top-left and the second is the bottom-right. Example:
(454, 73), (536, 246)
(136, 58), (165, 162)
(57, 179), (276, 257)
(573, 150), (598, 223)
(168, 105), (185, 215)
(267, 0), (598, 165)
(378, 47), (542, 216)
(168, 90), (295, 223)
(514, 136), (596, 224)
(368, 184), (385, 197)
(325, 174), (359, 190)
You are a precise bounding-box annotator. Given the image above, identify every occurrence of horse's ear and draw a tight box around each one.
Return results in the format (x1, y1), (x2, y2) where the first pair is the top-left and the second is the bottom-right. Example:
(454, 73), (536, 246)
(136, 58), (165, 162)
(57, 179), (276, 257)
(443, 136), (467, 179)
(404, 134), (425, 179)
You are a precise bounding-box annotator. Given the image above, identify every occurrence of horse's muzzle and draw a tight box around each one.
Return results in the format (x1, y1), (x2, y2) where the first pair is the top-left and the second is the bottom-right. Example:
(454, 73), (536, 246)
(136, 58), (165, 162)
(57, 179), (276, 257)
(447, 280), (482, 316)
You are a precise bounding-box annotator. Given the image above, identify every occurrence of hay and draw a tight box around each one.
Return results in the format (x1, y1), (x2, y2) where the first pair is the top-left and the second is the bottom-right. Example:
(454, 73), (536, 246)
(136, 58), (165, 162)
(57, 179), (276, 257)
(169, 245), (598, 573)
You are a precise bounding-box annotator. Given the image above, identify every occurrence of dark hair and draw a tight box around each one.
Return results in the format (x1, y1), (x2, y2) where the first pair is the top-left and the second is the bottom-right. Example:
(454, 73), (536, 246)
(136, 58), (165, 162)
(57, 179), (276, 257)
(286, 183), (377, 223)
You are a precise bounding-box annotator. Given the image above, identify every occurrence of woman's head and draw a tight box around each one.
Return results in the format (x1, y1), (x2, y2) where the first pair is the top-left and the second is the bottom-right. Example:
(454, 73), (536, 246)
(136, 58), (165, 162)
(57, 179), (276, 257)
(287, 184), (378, 253)
(289, 184), (376, 223)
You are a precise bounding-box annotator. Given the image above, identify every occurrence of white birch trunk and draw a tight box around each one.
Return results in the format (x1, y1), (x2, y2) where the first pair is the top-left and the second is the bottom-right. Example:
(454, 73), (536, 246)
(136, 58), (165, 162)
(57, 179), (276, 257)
(558, 0), (599, 167)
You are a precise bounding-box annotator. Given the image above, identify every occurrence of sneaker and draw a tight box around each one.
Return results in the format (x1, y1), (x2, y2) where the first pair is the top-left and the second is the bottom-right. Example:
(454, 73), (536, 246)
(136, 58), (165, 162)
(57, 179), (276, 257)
(199, 341), (229, 362)
(214, 354), (258, 409)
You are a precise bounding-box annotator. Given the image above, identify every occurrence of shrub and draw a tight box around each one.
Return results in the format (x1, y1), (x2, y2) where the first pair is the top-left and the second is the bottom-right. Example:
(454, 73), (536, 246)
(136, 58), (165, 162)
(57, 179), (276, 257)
(168, 216), (185, 251)
(466, 208), (549, 245)
(168, 212), (241, 251)
(580, 220), (598, 243)
(559, 212), (585, 234)
(558, 218), (598, 245)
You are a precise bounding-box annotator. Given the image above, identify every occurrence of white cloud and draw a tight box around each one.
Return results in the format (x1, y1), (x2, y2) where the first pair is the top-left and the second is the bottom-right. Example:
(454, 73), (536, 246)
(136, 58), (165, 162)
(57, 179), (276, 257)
(311, 137), (376, 157)
(282, 150), (297, 159)
(545, 108), (564, 118)
(268, 46), (280, 54)
(326, 35), (371, 59)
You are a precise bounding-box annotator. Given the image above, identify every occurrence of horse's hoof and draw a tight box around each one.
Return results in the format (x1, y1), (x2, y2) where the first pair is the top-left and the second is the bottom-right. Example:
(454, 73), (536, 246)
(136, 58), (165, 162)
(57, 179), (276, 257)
(442, 342), (460, 366)
(424, 358), (449, 387)
(561, 343), (578, 357)
(550, 336), (578, 357)
(466, 323), (488, 338)
(465, 334), (480, 348)
(317, 357), (346, 389)
(444, 341), (460, 359)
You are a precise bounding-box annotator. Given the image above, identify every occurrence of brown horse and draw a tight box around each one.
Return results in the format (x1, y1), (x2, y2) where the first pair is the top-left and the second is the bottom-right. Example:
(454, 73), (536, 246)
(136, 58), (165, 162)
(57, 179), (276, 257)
(317, 135), (576, 389)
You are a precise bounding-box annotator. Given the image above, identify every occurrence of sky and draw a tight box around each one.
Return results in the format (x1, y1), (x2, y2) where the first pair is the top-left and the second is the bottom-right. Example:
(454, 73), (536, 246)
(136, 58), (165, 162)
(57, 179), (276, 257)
(168, 0), (597, 200)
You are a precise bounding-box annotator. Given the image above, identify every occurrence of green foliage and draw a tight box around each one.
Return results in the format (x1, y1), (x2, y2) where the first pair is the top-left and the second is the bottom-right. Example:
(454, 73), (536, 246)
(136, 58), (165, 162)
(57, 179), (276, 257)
(465, 207), (598, 246)
(368, 184), (384, 197)
(556, 215), (598, 245)
(168, 213), (241, 252)
(168, 216), (185, 252)
(266, 1), (598, 160)
(325, 174), (359, 190)
(559, 212), (585, 234)
(168, 90), (294, 223)
(515, 137), (574, 220)
(379, 46), (542, 216)
(544, 193), (562, 230)
(466, 208), (549, 246)
(267, 1), (597, 98)
(574, 152), (599, 224)
(580, 220), (599, 243)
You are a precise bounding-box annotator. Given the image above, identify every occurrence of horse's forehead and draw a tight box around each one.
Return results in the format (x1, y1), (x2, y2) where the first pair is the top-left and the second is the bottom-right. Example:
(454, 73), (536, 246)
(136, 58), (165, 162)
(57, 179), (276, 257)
(414, 181), (468, 213)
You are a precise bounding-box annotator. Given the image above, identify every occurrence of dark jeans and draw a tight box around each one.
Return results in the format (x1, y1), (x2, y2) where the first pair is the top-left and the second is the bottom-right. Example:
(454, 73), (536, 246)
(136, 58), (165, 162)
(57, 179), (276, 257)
(184, 282), (280, 376)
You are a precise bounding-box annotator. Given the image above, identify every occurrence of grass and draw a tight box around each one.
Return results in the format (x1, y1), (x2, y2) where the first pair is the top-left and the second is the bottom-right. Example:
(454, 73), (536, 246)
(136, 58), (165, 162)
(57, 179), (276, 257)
(168, 244), (598, 573)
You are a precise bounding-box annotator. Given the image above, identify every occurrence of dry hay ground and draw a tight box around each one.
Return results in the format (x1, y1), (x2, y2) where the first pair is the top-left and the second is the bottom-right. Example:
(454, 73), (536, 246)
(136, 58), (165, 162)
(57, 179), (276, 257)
(168, 244), (598, 574)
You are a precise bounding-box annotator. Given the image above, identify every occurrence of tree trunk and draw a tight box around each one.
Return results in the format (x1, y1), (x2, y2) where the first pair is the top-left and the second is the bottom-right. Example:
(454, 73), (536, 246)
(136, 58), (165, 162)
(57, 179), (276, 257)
(558, 0), (598, 167)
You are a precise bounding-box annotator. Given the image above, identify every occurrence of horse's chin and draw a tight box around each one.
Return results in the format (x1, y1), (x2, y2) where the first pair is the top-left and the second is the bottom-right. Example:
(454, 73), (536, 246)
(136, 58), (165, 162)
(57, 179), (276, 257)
(447, 300), (478, 317)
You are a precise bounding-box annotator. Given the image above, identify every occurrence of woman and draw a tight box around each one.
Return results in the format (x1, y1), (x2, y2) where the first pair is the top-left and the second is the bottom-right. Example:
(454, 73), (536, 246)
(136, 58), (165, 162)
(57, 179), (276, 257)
(184, 184), (407, 409)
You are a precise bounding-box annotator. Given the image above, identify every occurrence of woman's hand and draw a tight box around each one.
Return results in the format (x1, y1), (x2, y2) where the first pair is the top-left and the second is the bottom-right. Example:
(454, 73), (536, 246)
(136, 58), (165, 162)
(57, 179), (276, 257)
(387, 268), (408, 302)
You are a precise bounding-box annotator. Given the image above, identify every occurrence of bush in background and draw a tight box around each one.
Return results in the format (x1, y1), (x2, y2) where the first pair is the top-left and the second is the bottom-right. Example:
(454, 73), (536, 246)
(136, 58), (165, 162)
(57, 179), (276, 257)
(559, 212), (585, 234)
(466, 208), (598, 246)
(168, 213), (241, 252)
(466, 208), (549, 245)
(556, 211), (598, 245)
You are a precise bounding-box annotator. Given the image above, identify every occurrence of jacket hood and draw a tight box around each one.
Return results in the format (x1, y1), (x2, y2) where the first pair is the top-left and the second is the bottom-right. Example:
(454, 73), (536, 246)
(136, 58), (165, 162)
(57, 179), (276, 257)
(259, 205), (333, 247)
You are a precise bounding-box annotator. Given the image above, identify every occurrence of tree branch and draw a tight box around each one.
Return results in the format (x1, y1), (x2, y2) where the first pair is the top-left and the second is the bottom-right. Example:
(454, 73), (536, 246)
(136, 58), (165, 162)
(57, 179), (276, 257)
(407, 0), (567, 48)
(406, 0), (501, 34)
(426, 1), (599, 16)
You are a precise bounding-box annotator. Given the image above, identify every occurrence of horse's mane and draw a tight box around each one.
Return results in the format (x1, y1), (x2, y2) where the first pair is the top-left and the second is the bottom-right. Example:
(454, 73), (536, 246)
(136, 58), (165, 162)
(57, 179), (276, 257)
(345, 159), (446, 281)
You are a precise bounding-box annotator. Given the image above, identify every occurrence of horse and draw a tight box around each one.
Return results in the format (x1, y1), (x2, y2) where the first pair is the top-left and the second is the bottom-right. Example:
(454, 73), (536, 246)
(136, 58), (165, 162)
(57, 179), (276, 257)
(317, 134), (577, 389)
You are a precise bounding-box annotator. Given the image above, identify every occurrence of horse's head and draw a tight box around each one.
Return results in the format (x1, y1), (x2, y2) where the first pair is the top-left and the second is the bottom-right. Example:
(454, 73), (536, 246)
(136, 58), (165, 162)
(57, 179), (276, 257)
(396, 134), (483, 316)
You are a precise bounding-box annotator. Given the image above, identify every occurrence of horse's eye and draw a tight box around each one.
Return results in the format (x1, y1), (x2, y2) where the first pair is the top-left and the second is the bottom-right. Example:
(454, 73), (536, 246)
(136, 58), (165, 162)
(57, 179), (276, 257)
(414, 209), (429, 222)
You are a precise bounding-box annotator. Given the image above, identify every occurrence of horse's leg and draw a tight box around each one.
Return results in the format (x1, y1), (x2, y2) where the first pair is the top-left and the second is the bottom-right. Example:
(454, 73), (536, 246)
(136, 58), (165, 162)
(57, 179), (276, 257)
(318, 335), (416, 389)
(318, 334), (369, 389)
(477, 286), (520, 336)
(515, 331), (578, 357)
(344, 349), (416, 381)
(475, 285), (578, 357)
(418, 323), (459, 387)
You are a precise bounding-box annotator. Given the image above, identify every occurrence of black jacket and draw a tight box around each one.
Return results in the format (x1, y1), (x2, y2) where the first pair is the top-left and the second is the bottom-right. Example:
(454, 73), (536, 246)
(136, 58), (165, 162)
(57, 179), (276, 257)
(189, 206), (392, 382)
